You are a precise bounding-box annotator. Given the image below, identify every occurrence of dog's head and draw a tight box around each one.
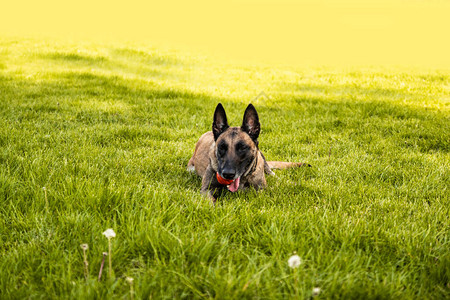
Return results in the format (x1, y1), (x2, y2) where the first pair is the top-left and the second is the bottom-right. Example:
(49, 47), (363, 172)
(212, 103), (260, 181)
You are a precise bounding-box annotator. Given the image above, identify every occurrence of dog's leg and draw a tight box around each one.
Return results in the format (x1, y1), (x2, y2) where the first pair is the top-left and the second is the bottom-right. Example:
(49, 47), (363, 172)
(264, 160), (275, 176)
(187, 137), (202, 173)
(201, 165), (218, 205)
(260, 152), (275, 176)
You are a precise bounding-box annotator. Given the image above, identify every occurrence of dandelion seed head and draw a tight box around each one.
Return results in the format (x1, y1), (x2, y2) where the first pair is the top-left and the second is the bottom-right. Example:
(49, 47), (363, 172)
(102, 252), (108, 256)
(313, 287), (321, 296)
(126, 277), (134, 284)
(103, 228), (116, 239)
(288, 254), (302, 269)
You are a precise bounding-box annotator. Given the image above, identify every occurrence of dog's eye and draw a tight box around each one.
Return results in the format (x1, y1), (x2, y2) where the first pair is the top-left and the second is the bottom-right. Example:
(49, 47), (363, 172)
(236, 143), (249, 153)
(218, 143), (228, 156)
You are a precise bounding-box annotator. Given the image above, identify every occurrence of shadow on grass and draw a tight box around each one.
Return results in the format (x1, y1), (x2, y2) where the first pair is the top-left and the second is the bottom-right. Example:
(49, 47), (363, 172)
(0, 70), (226, 113)
(41, 48), (185, 67)
(111, 48), (185, 66)
(42, 52), (108, 64)
(280, 71), (449, 101)
(38, 48), (183, 80)
(295, 96), (448, 153)
(260, 86), (449, 154)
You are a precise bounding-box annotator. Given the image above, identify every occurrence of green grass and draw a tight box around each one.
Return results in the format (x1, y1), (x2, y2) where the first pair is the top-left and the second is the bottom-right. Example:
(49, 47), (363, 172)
(0, 37), (449, 299)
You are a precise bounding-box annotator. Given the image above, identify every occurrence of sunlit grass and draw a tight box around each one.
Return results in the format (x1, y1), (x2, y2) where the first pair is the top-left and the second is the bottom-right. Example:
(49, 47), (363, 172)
(0, 37), (449, 299)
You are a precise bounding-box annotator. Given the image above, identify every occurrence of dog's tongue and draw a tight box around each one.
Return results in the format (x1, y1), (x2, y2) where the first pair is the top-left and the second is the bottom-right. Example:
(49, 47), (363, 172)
(227, 177), (240, 192)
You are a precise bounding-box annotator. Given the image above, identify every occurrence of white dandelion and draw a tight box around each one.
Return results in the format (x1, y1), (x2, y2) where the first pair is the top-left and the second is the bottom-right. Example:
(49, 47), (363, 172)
(102, 228), (116, 239)
(288, 254), (302, 269)
(102, 228), (116, 278)
(288, 252), (302, 298)
(126, 277), (134, 284)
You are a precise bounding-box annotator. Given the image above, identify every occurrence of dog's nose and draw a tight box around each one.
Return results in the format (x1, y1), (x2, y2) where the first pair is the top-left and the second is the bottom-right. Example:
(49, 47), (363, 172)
(221, 169), (236, 180)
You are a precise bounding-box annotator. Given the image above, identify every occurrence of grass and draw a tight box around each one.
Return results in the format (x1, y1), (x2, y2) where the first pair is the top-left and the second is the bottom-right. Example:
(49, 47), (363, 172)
(0, 37), (449, 299)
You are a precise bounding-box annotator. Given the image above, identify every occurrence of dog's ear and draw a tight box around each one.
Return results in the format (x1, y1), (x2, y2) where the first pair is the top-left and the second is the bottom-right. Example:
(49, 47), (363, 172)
(212, 103), (229, 140)
(241, 104), (260, 141)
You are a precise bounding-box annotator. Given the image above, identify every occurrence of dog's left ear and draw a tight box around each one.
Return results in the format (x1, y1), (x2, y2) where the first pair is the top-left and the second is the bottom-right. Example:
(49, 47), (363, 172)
(241, 104), (260, 141)
(212, 103), (229, 140)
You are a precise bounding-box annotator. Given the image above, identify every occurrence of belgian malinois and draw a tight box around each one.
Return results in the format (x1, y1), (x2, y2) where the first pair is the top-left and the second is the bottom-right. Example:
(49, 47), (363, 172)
(188, 103), (308, 202)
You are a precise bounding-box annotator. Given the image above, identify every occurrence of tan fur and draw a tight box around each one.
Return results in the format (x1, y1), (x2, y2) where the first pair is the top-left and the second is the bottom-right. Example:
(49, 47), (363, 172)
(187, 131), (214, 178)
(267, 161), (306, 169)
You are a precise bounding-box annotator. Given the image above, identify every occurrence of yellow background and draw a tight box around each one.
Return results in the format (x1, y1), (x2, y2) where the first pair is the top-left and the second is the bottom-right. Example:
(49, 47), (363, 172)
(1, 0), (449, 68)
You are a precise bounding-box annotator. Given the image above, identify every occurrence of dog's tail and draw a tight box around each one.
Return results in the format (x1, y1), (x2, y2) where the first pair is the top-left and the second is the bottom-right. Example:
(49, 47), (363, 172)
(261, 152), (310, 175)
(266, 161), (311, 170)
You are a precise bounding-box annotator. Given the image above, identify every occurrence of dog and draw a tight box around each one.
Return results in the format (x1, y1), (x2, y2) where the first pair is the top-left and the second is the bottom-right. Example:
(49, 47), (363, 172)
(187, 103), (308, 203)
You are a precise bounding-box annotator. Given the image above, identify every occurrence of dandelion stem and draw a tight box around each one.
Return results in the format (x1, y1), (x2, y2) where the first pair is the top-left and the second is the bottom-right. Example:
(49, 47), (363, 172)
(108, 238), (112, 278)
(328, 146), (332, 164)
(294, 268), (299, 300)
(98, 252), (107, 281)
(126, 277), (135, 299)
(80, 244), (89, 280)
(43, 187), (48, 210)
(82, 249), (88, 279)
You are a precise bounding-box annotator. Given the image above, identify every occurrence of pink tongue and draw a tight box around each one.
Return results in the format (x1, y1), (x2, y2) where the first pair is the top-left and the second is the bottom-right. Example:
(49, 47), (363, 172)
(227, 177), (240, 192)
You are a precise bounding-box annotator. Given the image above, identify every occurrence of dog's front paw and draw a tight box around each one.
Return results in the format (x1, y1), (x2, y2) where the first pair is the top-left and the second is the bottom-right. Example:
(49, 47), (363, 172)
(267, 169), (276, 176)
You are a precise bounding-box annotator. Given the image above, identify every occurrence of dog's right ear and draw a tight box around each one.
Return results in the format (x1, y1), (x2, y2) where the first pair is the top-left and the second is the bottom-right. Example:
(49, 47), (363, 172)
(212, 103), (229, 140)
(241, 103), (260, 141)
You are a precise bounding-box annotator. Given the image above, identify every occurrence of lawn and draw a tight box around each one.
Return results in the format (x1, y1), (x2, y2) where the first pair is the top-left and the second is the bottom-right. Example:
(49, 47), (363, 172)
(0, 37), (448, 299)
